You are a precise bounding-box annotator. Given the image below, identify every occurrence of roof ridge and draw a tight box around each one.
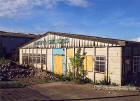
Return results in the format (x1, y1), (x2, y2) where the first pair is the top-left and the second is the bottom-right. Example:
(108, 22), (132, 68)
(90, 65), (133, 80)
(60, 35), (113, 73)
(0, 31), (40, 38)
(19, 31), (140, 48)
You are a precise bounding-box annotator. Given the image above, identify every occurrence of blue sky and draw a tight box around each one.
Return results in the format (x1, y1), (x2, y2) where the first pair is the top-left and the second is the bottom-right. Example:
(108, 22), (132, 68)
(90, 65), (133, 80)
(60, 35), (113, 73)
(0, 0), (140, 40)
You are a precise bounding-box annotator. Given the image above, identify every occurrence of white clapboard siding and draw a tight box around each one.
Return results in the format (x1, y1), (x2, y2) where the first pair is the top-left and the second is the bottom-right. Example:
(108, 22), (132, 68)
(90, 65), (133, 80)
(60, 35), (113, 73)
(22, 33), (121, 49)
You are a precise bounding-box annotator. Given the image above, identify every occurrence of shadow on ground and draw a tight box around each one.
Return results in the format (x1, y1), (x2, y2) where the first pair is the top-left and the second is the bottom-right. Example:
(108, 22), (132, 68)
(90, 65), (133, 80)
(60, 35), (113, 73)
(33, 94), (140, 101)
(0, 87), (50, 101)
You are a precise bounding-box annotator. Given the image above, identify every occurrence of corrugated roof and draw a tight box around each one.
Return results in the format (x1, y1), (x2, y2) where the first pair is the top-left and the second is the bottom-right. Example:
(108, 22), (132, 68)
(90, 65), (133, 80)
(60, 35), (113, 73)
(47, 31), (126, 46)
(19, 31), (140, 48)
(0, 31), (41, 38)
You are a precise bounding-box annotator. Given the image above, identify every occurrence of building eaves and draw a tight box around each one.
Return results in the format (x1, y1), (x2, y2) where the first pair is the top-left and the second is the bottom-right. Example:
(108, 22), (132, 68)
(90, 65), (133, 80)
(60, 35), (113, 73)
(47, 31), (126, 46)
(19, 31), (140, 48)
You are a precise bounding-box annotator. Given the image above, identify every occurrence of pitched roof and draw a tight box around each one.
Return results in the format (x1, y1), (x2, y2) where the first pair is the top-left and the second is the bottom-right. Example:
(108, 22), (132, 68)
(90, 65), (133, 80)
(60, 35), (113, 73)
(0, 31), (41, 38)
(20, 31), (140, 48)
(47, 31), (140, 46)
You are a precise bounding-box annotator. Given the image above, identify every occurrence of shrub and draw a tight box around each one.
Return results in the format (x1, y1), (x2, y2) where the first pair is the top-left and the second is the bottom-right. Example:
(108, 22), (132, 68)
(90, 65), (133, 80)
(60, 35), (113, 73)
(45, 71), (71, 81)
(0, 58), (10, 65)
(94, 78), (110, 85)
(67, 48), (89, 83)
(111, 82), (118, 86)
(126, 83), (135, 87)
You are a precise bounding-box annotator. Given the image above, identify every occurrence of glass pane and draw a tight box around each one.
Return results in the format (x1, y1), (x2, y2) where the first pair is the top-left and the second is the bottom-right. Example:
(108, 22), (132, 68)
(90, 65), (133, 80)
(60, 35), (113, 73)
(134, 65), (137, 72)
(95, 61), (100, 65)
(100, 57), (105, 61)
(96, 57), (100, 60)
(138, 65), (140, 72)
(100, 62), (105, 65)
(100, 65), (105, 72)
(95, 65), (99, 72)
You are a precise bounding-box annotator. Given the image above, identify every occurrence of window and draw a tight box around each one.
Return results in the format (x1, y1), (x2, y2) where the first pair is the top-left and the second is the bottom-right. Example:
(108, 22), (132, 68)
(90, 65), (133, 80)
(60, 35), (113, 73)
(22, 53), (28, 64)
(23, 53), (46, 65)
(41, 54), (46, 64)
(133, 56), (140, 73)
(95, 56), (106, 72)
(29, 54), (33, 64)
(36, 54), (41, 64)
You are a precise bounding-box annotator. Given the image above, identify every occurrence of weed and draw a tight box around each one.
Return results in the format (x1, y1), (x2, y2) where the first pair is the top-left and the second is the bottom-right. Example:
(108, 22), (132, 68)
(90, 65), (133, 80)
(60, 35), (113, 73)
(94, 79), (110, 85)
(126, 83), (135, 87)
(111, 83), (118, 86)
(0, 58), (10, 65)
(0, 82), (30, 88)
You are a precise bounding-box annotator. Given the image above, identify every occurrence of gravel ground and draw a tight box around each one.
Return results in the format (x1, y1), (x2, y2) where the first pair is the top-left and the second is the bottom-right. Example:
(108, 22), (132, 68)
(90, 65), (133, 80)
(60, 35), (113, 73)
(0, 82), (140, 101)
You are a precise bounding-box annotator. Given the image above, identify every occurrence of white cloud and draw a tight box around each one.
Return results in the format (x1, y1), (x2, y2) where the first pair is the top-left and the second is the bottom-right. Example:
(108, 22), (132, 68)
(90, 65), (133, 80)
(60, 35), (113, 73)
(67, 0), (89, 7)
(0, 26), (29, 33)
(0, 0), (32, 17)
(0, 0), (90, 18)
(118, 18), (140, 26)
(131, 37), (140, 42)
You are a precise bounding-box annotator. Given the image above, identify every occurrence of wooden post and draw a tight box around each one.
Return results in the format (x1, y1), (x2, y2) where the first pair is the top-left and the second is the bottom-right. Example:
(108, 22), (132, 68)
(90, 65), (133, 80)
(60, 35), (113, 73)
(46, 49), (47, 70)
(32, 49), (34, 65)
(28, 48), (30, 64)
(40, 48), (42, 70)
(36, 48), (38, 68)
(73, 39), (76, 75)
(93, 47), (96, 83)
(65, 48), (67, 75)
(21, 49), (23, 64)
(106, 47), (109, 82)
(120, 47), (123, 86)
(25, 49), (26, 64)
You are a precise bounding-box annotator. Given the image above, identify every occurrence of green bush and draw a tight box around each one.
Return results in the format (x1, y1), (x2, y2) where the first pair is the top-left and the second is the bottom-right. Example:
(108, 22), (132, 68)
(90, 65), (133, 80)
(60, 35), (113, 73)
(67, 48), (89, 83)
(94, 79), (110, 85)
(0, 58), (10, 65)
(57, 76), (71, 81)
(31, 78), (48, 84)
(126, 83), (135, 87)
(111, 82), (118, 86)
(45, 71), (71, 82)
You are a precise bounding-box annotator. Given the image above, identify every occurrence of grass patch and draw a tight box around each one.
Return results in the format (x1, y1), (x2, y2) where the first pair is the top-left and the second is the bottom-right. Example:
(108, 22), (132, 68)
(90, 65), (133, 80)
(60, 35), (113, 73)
(45, 71), (92, 84)
(94, 79), (110, 85)
(0, 58), (11, 65)
(125, 83), (135, 87)
(0, 81), (30, 89)
(31, 78), (48, 84)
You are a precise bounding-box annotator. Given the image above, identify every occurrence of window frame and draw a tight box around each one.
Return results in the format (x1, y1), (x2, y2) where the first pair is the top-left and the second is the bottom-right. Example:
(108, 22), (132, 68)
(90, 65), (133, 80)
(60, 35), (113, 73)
(94, 56), (106, 73)
(133, 56), (140, 73)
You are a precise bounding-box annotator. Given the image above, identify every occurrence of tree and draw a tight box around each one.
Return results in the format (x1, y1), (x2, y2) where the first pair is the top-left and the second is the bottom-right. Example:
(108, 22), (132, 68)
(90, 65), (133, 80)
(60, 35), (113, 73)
(68, 48), (87, 82)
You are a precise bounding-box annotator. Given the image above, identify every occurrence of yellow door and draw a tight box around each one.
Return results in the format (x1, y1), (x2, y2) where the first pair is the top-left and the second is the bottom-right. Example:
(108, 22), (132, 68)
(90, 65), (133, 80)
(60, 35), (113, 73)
(84, 56), (93, 72)
(54, 55), (63, 75)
